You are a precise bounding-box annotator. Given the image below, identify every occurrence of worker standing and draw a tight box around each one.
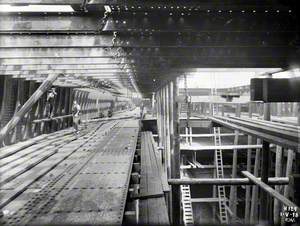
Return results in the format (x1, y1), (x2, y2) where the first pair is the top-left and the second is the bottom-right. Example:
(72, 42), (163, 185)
(46, 87), (57, 118)
(72, 100), (81, 134)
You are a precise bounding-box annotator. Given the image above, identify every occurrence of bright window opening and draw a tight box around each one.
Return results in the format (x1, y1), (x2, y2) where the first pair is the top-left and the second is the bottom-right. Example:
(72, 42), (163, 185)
(0, 4), (74, 12)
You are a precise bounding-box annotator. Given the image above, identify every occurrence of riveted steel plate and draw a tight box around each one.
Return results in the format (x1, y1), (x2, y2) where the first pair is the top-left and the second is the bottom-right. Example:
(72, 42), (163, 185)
(29, 211), (123, 225)
(1, 121), (139, 226)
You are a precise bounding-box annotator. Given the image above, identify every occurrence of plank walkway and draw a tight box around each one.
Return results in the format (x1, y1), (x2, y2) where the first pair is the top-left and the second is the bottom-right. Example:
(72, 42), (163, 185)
(139, 131), (169, 225)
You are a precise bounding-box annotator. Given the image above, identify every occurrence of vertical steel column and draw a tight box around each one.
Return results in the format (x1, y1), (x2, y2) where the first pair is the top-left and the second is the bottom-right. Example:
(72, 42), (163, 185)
(0, 76), (17, 145)
(63, 88), (70, 128)
(32, 82), (41, 136)
(156, 91), (162, 148)
(23, 81), (36, 139)
(165, 85), (169, 172)
(162, 87), (166, 169)
(10, 79), (24, 143)
(83, 93), (89, 120)
(171, 78), (180, 225)
(57, 87), (64, 129)
(168, 81), (174, 219)
(0, 74), (59, 143)
(69, 88), (75, 126)
(165, 84), (171, 175)
(152, 92), (155, 117)
(297, 103), (300, 125)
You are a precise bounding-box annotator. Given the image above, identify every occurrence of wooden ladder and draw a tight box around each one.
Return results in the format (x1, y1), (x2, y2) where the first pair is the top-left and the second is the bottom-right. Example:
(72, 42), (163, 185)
(213, 127), (229, 224)
(181, 184), (194, 225)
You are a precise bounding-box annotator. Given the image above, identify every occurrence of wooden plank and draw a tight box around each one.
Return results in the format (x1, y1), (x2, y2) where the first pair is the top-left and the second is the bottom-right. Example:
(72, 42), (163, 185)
(168, 177), (289, 185)
(0, 134), (47, 159)
(180, 144), (262, 151)
(180, 133), (243, 137)
(150, 132), (170, 192)
(225, 116), (298, 138)
(231, 116), (298, 133)
(210, 116), (298, 150)
(191, 198), (228, 203)
(139, 132), (169, 225)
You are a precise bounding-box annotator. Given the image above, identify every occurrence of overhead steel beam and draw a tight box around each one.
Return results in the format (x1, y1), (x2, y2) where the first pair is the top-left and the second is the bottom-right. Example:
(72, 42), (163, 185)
(0, 11), (297, 33)
(0, 58), (120, 65)
(0, 47), (293, 58)
(0, 0), (291, 8)
(0, 47), (120, 58)
(0, 33), (296, 48)
(0, 65), (282, 72)
(0, 34), (113, 48)
(0, 0), (83, 4)
(0, 65), (129, 71)
(1, 69), (131, 75)
(0, 0), (296, 11)
(0, 57), (293, 69)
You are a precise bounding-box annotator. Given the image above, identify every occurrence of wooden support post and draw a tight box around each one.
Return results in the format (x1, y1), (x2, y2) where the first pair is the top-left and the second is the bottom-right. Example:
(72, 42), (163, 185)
(221, 104), (225, 116)
(277, 103), (282, 117)
(283, 149), (294, 203)
(171, 78), (180, 225)
(229, 103), (241, 220)
(244, 102), (253, 223)
(274, 146), (283, 224)
(250, 139), (261, 224)
(229, 129), (239, 221)
(242, 171), (299, 210)
(236, 103), (241, 117)
(258, 101), (271, 223)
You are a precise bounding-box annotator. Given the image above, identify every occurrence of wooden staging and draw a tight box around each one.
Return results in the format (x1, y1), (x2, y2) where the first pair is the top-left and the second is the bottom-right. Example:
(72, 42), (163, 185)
(139, 131), (169, 225)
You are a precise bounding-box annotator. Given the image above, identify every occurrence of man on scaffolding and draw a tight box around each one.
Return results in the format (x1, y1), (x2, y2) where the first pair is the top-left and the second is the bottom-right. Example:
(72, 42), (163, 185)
(46, 87), (57, 118)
